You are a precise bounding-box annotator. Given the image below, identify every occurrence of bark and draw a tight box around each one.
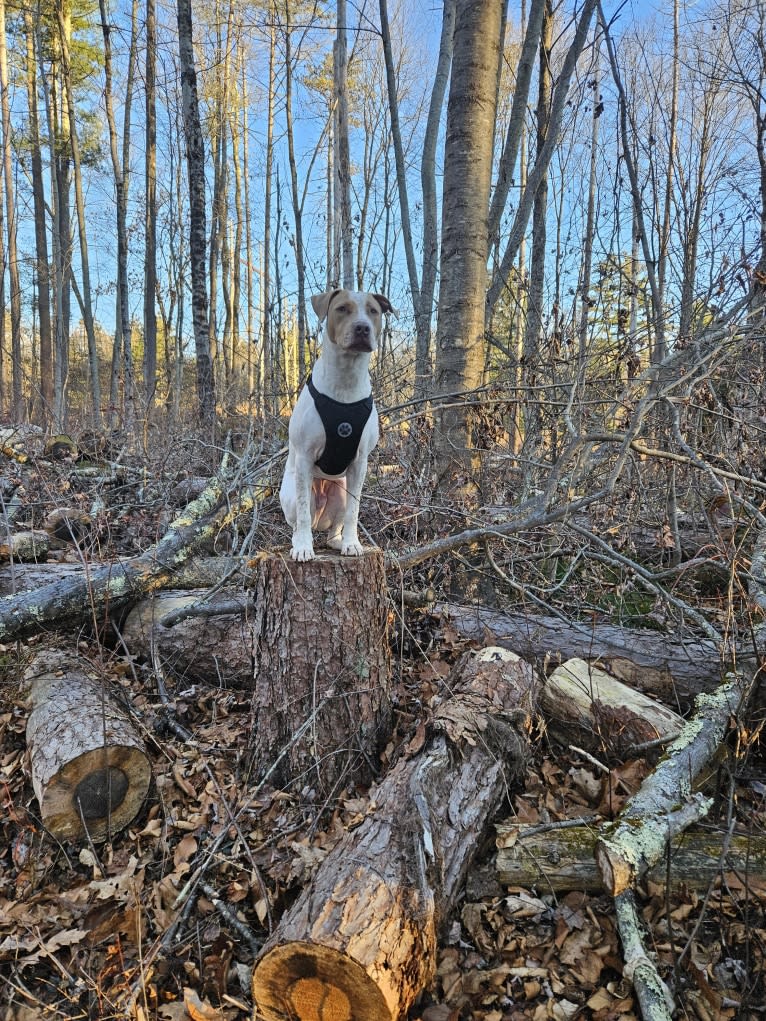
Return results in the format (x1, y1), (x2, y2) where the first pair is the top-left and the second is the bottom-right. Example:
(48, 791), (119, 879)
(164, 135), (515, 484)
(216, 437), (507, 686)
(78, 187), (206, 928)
(119, 588), (253, 689)
(0, 0), (23, 421)
(261, 4), (276, 411)
(495, 822), (766, 893)
(144, 0), (158, 411)
(249, 551), (391, 794)
(251, 645), (539, 1021)
(283, 4), (307, 375)
(23, 648), (151, 843)
(543, 657), (683, 754)
(595, 671), (754, 897)
(0, 530), (49, 564)
(433, 0), (504, 487)
(57, 6), (102, 428)
(177, 0), (215, 423)
(334, 0), (353, 288)
(100, 0), (137, 428)
(23, 11), (52, 420)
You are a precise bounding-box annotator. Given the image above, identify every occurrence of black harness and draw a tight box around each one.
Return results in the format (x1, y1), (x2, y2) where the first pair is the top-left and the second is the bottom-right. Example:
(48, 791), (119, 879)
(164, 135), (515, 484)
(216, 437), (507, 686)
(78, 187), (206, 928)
(306, 374), (374, 477)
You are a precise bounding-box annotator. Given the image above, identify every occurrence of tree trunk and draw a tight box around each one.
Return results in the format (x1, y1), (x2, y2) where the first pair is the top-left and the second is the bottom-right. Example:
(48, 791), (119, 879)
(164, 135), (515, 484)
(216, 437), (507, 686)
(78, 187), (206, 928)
(177, 0), (215, 424)
(24, 10), (53, 422)
(495, 822), (766, 893)
(334, 0), (354, 288)
(143, 0), (158, 413)
(0, 0), (23, 421)
(283, 4), (307, 377)
(57, 6), (102, 428)
(251, 645), (539, 1021)
(433, 0), (504, 491)
(249, 550), (391, 794)
(23, 648), (152, 843)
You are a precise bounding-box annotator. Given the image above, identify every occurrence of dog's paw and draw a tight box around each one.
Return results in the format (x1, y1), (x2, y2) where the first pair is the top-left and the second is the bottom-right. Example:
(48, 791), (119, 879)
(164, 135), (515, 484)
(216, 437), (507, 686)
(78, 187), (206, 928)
(340, 540), (365, 556)
(291, 542), (315, 561)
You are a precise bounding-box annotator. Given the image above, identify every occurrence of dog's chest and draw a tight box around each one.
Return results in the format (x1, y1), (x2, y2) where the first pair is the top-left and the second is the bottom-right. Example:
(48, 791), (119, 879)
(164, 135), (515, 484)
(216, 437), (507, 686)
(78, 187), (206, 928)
(307, 374), (374, 476)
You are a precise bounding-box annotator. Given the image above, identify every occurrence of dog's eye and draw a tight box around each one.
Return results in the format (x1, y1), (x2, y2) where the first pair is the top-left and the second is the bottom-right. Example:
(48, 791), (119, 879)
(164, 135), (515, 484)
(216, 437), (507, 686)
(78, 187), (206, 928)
(368, 306), (380, 316)
(335, 304), (348, 314)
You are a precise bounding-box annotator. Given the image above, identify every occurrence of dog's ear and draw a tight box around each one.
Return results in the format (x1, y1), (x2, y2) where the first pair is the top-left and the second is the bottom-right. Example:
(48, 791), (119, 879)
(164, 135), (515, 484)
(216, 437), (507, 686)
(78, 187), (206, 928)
(372, 293), (398, 318)
(311, 290), (341, 322)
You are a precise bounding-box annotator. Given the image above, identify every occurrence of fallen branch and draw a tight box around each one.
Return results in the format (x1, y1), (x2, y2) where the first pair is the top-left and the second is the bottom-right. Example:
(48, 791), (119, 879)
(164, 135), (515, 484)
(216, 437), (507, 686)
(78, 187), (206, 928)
(594, 671), (753, 897)
(0, 475), (263, 645)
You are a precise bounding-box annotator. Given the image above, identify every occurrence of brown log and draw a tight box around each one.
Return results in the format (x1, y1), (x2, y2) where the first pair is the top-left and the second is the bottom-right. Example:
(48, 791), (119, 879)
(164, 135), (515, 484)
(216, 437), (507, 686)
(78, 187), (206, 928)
(495, 822), (766, 892)
(249, 549), (391, 795)
(119, 588), (252, 688)
(23, 649), (151, 843)
(251, 646), (540, 1021)
(543, 657), (683, 754)
(436, 601), (746, 704)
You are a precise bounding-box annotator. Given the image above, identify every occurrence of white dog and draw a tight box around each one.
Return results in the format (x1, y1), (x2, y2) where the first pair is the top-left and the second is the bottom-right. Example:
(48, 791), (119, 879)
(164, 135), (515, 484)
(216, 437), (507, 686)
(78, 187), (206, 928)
(280, 288), (393, 561)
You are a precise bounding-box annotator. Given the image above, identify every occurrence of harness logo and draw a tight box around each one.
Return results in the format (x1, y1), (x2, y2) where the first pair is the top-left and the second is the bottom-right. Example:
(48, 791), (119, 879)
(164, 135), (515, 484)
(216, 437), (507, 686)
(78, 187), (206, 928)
(337, 422), (353, 438)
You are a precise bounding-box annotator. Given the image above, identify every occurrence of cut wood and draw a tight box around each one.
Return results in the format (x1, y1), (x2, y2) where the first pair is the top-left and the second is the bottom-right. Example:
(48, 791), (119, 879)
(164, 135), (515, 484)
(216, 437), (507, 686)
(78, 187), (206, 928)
(119, 588), (252, 688)
(437, 601), (744, 704)
(543, 657), (683, 754)
(23, 648), (151, 843)
(249, 550), (391, 794)
(0, 529), (49, 563)
(495, 821), (766, 892)
(251, 646), (540, 1021)
(595, 671), (753, 897)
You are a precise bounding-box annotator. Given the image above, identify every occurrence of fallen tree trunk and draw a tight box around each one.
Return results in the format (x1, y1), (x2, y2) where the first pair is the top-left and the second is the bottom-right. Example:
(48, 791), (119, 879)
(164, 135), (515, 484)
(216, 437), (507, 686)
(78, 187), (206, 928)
(23, 648), (151, 843)
(251, 646), (540, 1021)
(436, 601), (743, 704)
(495, 821), (766, 892)
(118, 588), (253, 689)
(0, 477), (259, 644)
(543, 657), (683, 755)
(0, 529), (49, 563)
(595, 671), (753, 898)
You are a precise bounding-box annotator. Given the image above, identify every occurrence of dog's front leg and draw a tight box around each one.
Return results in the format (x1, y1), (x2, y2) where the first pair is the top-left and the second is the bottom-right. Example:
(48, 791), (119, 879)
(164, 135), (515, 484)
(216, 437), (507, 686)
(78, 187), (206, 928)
(290, 454), (316, 561)
(338, 456), (368, 556)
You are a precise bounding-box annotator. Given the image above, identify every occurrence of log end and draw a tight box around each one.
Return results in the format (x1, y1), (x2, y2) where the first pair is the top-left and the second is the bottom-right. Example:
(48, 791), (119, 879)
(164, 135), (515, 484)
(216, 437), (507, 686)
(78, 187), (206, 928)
(39, 744), (152, 843)
(252, 941), (393, 1021)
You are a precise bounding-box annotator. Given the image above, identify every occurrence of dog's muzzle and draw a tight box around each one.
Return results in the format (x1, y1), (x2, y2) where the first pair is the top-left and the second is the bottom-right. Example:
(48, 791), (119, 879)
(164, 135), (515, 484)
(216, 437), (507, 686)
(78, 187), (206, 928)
(348, 322), (374, 352)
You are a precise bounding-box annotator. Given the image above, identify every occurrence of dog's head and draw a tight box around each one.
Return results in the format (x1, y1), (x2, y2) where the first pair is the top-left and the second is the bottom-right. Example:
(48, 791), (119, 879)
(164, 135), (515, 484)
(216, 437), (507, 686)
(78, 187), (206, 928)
(311, 289), (395, 354)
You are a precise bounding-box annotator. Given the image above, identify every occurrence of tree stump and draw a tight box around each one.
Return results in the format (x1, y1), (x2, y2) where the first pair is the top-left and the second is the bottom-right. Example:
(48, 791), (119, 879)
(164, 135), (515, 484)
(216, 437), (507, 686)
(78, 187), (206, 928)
(251, 646), (540, 1021)
(23, 649), (152, 843)
(250, 549), (390, 796)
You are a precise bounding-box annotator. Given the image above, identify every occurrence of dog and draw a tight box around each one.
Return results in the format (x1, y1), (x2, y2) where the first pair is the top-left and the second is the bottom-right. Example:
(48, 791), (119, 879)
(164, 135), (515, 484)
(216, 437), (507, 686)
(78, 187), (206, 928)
(280, 288), (393, 562)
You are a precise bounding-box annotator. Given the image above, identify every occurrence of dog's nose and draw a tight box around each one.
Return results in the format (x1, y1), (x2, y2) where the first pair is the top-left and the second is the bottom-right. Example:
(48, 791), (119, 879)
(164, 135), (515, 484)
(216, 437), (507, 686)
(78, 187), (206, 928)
(349, 321), (373, 351)
(355, 322), (370, 341)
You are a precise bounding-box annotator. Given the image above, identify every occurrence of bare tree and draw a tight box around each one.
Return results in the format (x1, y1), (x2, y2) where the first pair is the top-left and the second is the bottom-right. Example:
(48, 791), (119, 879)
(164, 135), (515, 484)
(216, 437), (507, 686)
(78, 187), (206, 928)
(334, 0), (353, 287)
(144, 0), (158, 412)
(178, 0), (215, 423)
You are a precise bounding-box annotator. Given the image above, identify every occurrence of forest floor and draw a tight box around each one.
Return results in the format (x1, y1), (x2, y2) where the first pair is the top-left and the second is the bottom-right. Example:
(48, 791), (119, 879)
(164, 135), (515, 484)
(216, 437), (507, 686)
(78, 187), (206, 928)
(0, 424), (765, 1021)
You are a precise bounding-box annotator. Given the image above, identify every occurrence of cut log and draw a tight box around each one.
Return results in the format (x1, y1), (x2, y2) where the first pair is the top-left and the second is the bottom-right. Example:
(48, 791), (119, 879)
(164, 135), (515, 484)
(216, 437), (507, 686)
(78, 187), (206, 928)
(595, 671), (753, 897)
(543, 657), (683, 754)
(249, 550), (391, 794)
(495, 822), (766, 892)
(251, 646), (540, 1021)
(119, 588), (252, 688)
(23, 649), (152, 843)
(436, 601), (745, 704)
(0, 529), (49, 563)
